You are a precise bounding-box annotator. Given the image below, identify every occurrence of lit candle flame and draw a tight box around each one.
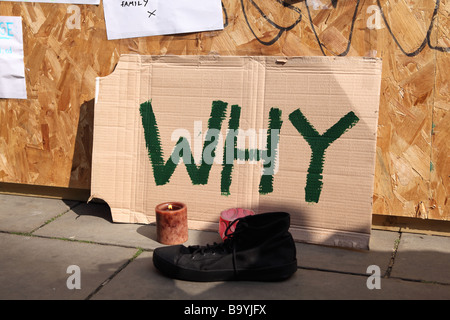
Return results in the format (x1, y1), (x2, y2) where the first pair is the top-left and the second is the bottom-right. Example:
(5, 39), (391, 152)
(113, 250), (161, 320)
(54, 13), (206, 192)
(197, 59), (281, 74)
(168, 204), (173, 210)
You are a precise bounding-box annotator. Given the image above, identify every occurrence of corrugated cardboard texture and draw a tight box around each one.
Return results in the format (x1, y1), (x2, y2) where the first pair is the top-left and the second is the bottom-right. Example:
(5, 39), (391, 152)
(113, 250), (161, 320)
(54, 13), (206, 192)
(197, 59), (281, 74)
(92, 55), (382, 249)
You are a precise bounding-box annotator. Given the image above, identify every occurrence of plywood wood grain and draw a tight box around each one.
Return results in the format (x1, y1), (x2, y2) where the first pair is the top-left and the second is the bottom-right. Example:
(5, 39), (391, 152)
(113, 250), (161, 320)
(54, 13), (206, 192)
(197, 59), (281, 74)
(0, 0), (448, 220)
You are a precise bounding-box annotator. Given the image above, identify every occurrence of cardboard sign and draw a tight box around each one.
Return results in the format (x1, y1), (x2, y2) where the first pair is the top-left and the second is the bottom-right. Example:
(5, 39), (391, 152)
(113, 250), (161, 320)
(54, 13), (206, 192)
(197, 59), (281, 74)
(92, 55), (382, 249)
(0, 16), (26, 99)
(103, 0), (223, 40)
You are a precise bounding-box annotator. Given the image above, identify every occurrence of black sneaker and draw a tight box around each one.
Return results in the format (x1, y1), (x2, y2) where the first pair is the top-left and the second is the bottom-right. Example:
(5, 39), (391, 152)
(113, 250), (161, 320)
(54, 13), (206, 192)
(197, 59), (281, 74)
(152, 212), (297, 282)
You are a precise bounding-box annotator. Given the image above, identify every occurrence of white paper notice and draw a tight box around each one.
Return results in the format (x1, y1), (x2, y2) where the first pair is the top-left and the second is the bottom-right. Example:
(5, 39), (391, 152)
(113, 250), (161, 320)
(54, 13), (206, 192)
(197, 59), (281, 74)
(103, 0), (224, 40)
(0, 1), (100, 4)
(0, 16), (26, 100)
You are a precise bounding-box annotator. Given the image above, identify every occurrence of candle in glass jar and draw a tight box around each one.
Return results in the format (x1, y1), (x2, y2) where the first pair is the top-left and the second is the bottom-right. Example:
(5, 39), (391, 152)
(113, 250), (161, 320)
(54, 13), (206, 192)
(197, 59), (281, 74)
(155, 202), (188, 245)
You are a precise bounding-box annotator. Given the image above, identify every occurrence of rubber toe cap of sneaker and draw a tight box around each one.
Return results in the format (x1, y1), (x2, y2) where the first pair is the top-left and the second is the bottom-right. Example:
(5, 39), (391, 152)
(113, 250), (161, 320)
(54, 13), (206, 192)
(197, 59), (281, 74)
(153, 245), (189, 265)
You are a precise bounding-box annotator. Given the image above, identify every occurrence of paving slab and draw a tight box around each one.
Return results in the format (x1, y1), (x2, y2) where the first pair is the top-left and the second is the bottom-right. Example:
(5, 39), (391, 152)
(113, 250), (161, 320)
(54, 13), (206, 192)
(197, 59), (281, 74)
(92, 251), (450, 300)
(35, 201), (399, 275)
(2, 193), (450, 300)
(297, 229), (398, 275)
(0, 232), (138, 300)
(0, 194), (78, 233)
(391, 233), (450, 284)
(34, 201), (223, 250)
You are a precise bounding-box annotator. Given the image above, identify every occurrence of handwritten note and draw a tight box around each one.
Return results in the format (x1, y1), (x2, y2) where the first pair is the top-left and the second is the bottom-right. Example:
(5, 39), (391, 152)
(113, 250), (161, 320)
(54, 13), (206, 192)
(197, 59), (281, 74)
(103, 0), (224, 40)
(0, 0), (100, 4)
(0, 16), (26, 99)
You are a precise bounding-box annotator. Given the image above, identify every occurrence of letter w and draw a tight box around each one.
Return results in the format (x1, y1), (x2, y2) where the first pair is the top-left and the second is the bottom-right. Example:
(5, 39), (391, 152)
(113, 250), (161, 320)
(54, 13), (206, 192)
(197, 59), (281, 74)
(139, 100), (228, 185)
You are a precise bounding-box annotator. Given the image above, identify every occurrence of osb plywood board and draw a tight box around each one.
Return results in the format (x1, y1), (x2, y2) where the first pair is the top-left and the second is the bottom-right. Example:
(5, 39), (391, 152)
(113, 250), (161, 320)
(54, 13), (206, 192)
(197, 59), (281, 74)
(0, 0), (448, 220)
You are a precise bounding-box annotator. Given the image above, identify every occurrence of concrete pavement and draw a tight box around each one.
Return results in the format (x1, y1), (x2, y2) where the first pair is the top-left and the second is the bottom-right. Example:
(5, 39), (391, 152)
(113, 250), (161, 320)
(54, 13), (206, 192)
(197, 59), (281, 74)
(0, 193), (449, 300)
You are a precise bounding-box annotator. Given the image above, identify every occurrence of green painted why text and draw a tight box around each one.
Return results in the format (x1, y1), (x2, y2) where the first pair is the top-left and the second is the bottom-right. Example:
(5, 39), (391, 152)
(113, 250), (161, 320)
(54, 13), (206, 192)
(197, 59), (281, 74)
(140, 100), (359, 203)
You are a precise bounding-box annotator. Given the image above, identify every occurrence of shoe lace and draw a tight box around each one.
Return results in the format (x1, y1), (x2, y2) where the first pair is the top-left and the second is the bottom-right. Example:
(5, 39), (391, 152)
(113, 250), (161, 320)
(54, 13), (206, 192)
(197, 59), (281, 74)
(189, 217), (247, 257)
(189, 217), (248, 277)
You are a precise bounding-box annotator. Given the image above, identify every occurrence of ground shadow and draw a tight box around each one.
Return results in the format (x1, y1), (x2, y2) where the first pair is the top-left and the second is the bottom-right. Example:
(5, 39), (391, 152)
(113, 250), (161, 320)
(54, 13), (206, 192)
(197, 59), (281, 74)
(63, 198), (113, 223)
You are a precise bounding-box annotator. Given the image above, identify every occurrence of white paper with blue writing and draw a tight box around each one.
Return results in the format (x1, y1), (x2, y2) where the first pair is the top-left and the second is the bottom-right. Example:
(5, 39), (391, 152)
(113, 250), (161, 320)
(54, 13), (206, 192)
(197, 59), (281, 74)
(0, 16), (26, 99)
(103, 0), (224, 40)
(0, 1), (100, 4)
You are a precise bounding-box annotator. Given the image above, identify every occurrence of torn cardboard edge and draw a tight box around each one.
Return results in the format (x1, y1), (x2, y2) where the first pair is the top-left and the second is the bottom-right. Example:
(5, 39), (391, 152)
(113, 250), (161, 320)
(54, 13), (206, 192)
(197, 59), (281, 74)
(91, 54), (382, 250)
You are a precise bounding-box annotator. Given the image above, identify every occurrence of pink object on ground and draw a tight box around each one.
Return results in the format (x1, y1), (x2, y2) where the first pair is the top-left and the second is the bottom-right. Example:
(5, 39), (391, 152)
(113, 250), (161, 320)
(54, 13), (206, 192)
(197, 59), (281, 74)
(219, 208), (255, 240)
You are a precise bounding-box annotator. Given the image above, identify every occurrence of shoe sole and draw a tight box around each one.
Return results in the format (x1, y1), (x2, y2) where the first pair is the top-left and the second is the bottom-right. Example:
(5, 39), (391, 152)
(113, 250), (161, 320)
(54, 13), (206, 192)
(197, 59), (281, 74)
(153, 253), (297, 282)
